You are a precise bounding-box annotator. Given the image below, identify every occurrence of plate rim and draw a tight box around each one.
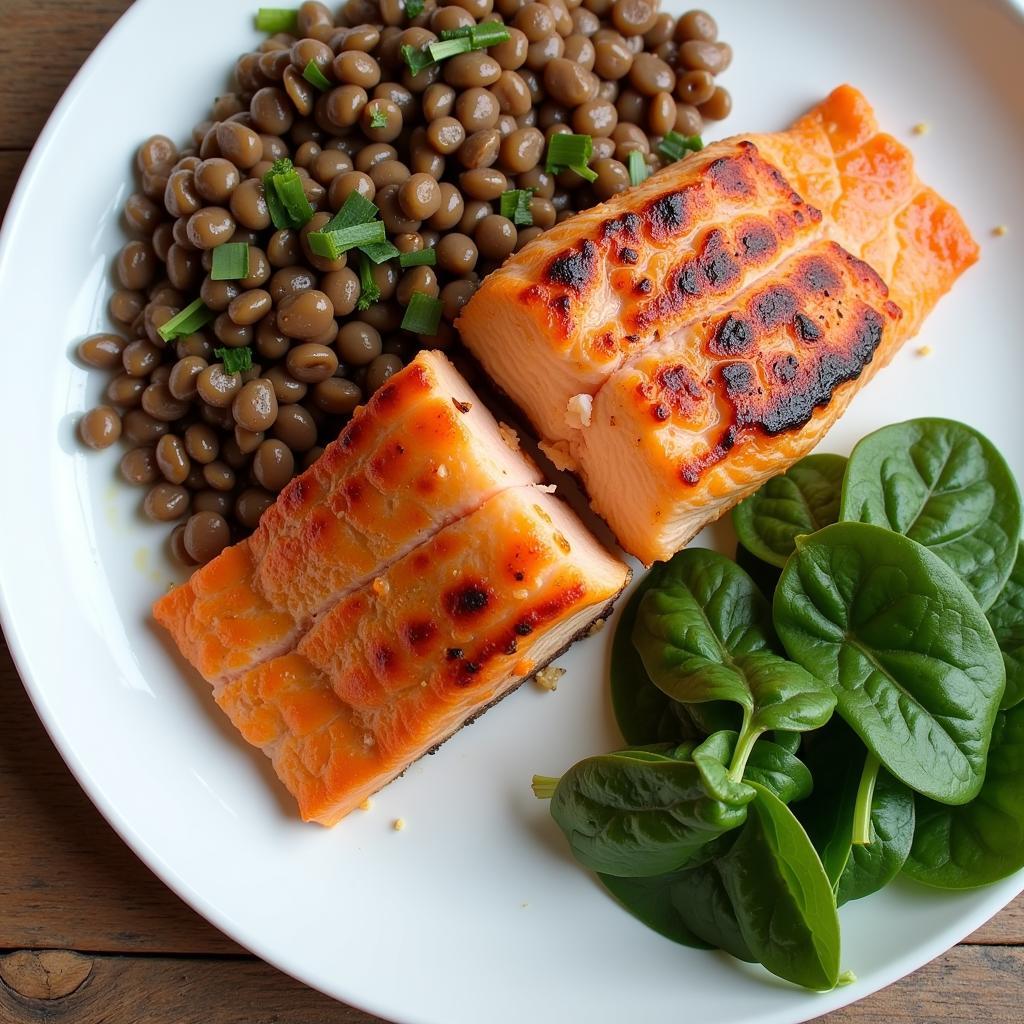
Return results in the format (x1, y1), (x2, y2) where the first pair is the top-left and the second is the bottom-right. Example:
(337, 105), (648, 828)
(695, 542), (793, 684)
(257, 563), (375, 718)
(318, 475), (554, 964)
(1, 1), (1023, 1022)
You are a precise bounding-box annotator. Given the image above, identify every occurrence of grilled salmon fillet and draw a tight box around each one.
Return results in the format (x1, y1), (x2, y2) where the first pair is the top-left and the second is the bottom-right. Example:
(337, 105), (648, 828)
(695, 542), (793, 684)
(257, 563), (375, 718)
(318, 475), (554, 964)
(214, 485), (629, 825)
(458, 85), (979, 564)
(153, 351), (540, 685)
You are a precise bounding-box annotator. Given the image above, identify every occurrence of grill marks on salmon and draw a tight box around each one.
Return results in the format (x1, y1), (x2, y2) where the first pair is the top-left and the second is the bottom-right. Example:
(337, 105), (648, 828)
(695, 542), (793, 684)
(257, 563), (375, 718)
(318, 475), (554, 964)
(459, 140), (823, 441)
(578, 241), (901, 563)
(458, 85), (979, 564)
(153, 352), (540, 686)
(214, 486), (629, 825)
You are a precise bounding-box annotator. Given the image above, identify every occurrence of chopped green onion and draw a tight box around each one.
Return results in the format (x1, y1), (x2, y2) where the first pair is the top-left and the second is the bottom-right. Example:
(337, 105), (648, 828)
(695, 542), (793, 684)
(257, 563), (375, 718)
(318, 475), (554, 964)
(263, 158), (314, 229)
(157, 298), (215, 343)
(214, 346), (254, 374)
(255, 8), (298, 33)
(658, 131), (704, 162)
(360, 239), (402, 264)
(324, 191), (379, 233)
(439, 23), (511, 48)
(307, 221), (386, 260)
(302, 60), (332, 92)
(401, 43), (435, 77)
(211, 242), (250, 281)
(545, 132), (594, 180)
(357, 253), (381, 311)
(369, 107), (389, 129)
(401, 292), (444, 336)
(569, 163), (598, 183)
(500, 189), (534, 226)
(467, 22), (510, 48)
(627, 149), (649, 187)
(262, 167), (291, 230)
(405, 0), (424, 16)
(429, 37), (472, 62)
(398, 248), (437, 268)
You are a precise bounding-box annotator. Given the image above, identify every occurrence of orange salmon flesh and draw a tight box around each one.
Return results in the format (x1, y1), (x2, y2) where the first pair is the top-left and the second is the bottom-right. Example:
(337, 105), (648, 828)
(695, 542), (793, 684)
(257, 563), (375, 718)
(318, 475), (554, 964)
(458, 85), (979, 564)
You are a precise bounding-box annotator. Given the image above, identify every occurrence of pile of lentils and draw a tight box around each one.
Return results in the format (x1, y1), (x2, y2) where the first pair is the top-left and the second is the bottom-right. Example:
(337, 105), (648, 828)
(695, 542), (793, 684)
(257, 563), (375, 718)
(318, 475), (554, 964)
(76, 0), (732, 567)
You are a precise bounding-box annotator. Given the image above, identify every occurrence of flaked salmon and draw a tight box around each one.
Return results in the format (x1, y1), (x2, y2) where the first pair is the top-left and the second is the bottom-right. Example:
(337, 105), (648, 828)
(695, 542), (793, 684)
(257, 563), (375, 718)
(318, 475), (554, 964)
(458, 85), (979, 564)
(153, 351), (540, 686)
(214, 485), (629, 824)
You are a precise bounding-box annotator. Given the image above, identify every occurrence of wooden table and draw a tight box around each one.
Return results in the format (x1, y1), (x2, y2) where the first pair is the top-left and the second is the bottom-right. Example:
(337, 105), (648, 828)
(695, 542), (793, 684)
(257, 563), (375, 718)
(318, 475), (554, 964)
(1, 3), (1022, 1021)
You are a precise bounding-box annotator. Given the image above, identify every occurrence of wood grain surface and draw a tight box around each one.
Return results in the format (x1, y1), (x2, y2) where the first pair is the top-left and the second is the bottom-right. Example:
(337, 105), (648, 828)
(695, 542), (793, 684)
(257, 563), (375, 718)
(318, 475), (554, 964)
(1, 3), (1022, 1022)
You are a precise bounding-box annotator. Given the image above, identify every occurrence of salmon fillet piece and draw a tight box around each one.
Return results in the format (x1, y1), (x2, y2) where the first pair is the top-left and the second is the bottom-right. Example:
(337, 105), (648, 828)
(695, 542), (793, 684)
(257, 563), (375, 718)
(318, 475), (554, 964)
(215, 485), (630, 825)
(458, 85), (978, 563)
(578, 241), (900, 563)
(153, 351), (540, 686)
(458, 139), (824, 442)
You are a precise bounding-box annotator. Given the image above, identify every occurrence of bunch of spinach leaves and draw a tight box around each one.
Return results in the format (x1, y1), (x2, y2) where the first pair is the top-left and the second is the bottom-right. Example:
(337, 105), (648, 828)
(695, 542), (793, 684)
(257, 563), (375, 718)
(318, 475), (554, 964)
(534, 418), (1024, 992)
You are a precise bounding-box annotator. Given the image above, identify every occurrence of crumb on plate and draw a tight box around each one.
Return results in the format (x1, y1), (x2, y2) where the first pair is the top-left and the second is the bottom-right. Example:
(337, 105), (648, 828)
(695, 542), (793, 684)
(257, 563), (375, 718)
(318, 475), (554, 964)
(912, 121), (930, 136)
(359, 797), (373, 811)
(534, 665), (565, 692)
(917, 344), (933, 357)
(992, 224), (1009, 237)
(393, 817), (406, 831)
(587, 618), (606, 637)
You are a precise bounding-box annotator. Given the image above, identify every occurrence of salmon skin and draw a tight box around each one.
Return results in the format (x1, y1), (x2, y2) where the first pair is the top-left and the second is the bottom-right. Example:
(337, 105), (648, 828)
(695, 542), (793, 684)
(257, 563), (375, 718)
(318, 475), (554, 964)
(457, 85), (979, 564)
(215, 485), (629, 825)
(153, 351), (540, 686)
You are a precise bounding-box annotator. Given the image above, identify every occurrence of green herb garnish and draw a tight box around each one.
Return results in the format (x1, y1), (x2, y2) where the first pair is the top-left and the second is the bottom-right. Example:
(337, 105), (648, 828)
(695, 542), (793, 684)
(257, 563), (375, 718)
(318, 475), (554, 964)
(157, 298), (215, 342)
(428, 37), (473, 62)
(263, 158), (314, 229)
(369, 108), (389, 129)
(500, 189), (534, 226)
(439, 23), (511, 48)
(398, 248), (437, 268)
(324, 191), (379, 233)
(405, 0), (424, 16)
(627, 150), (649, 187)
(401, 292), (443, 336)
(255, 8), (298, 32)
(356, 253), (380, 311)
(210, 242), (251, 282)
(214, 346), (254, 374)
(400, 43), (436, 77)
(658, 131), (704, 163)
(307, 220), (387, 261)
(302, 60), (332, 92)
(545, 132), (596, 181)
(360, 240), (402, 264)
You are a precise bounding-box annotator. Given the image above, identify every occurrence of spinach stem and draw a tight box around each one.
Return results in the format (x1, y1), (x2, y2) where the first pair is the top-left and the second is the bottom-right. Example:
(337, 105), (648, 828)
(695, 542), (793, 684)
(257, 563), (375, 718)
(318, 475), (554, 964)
(727, 714), (761, 782)
(531, 775), (559, 799)
(852, 753), (880, 845)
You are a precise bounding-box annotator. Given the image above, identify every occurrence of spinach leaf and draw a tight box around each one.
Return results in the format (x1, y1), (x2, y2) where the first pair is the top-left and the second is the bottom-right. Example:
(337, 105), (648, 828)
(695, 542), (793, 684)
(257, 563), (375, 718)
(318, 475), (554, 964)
(633, 550), (835, 750)
(903, 702), (1024, 889)
(714, 783), (841, 991)
(986, 542), (1024, 709)
(745, 737), (814, 806)
(733, 454), (848, 568)
(774, 522), (1006, 804)
(839, 418), (1022, 611)
(545, 749), (752, 877)
(695, 730), (812, 805)
(736, 542), (782, 600)
(668, 859), (756, 963)
(610, 567), (680, 745)
(598, 871), (713, 949)
(837, 768), (915, 906)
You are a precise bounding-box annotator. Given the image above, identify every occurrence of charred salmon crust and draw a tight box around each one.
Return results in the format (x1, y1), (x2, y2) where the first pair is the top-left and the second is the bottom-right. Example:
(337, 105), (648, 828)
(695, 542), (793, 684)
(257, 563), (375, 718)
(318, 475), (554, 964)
(213, 485), (629, 825)
(458, 139), (824, 442)
(153, 351), (540, 686)
(458, 85), (978, 566)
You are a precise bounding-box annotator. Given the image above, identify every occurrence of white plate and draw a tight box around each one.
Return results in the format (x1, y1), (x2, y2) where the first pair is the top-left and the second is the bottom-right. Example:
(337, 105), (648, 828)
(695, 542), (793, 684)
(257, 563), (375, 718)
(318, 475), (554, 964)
(2, 0), (1023, 1020)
